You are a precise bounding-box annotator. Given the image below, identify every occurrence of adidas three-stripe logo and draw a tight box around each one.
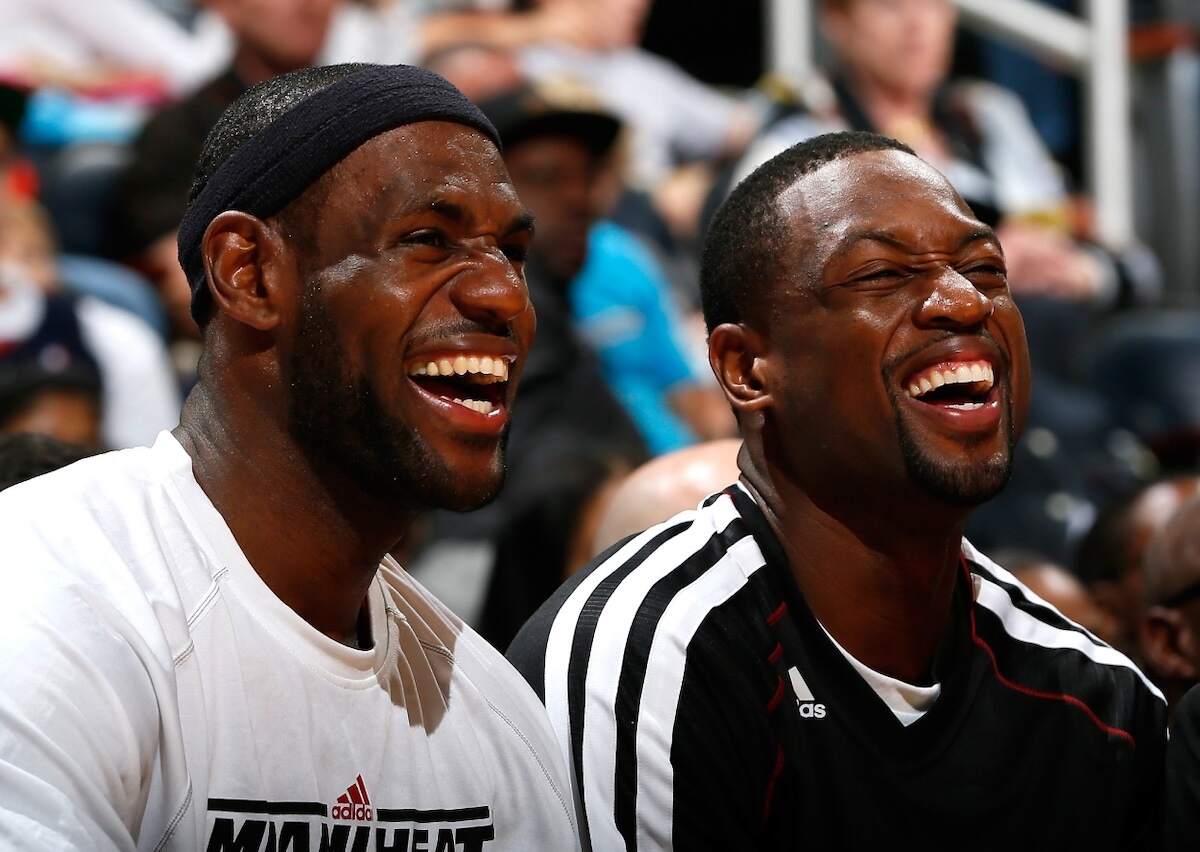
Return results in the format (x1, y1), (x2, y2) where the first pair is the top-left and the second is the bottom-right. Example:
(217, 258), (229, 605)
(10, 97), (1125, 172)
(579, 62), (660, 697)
(331, 774), (373, 822)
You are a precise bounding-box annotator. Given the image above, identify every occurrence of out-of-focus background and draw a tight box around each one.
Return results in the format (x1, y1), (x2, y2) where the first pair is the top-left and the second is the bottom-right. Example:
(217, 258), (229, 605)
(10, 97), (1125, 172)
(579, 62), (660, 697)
(2, 0), (1200, 704)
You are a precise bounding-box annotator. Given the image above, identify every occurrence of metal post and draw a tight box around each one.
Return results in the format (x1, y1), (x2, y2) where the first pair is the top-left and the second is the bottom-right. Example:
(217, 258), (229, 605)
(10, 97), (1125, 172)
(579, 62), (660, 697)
(766, 0), (813, 86)
(1085, 0), (1134, 248)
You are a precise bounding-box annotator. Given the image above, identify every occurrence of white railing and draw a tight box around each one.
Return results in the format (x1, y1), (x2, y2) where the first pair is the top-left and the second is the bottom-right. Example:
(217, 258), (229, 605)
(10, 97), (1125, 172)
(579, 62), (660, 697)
(766, 0), (1133, 248)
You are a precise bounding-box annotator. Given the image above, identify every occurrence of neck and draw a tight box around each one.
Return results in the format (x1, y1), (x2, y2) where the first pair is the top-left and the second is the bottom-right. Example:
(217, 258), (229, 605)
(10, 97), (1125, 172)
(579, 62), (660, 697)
(740, 444), (967, 684)
(174, 380), (415, 643)
(844, 69), (935, 134)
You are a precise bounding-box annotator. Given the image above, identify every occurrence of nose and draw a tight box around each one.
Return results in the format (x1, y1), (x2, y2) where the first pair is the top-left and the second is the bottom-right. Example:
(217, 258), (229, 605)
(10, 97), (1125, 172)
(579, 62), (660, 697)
(446, 248), (531, 333)
(913, 267), (993, 331)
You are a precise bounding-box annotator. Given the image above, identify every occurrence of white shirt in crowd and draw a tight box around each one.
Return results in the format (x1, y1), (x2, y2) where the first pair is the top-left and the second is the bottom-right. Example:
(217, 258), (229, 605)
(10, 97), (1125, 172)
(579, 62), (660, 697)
(0, 283), (180, 450)
(0, 433), (579, 851)
(519, 44), (750, 188)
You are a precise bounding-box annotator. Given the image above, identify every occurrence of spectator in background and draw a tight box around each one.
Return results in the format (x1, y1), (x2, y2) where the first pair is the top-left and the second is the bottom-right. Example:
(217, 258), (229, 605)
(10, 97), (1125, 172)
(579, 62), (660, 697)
(324, 0), (636, 67)
(589, 437), (741, 556)
(0, 432), (97, 491)
(0, 0), (224, 96)
(1140, 497), (1200, 713)
(1076, 476), (1200, 659)
(1001, 550), (1122, 645)
(1, 198), (178, 448)
(733, 0), (1125, 308)
(517, 0), (762, 212)
(481, 84), (731, 455)
(107, 0), (340, 379)
(0, 301), (103, 448)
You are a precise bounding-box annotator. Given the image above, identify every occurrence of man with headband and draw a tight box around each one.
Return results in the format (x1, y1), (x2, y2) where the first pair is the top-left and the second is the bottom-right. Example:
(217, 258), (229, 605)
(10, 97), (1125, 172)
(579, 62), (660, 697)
(0, 64), (578, 850)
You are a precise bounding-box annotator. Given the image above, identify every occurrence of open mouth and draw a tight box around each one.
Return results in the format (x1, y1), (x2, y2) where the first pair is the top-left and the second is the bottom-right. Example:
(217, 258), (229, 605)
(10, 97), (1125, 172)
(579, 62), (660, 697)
(905, 359), (995, 411)
(406, 354), (511, 415)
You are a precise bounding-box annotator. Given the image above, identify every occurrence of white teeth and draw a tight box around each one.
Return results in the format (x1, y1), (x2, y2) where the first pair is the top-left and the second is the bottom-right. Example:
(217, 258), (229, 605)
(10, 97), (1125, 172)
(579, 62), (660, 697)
(408, 355), (513, 380)
(905, 359), (995, 398)
(946, 402), (984, 411)
(451, 398), (495, 414)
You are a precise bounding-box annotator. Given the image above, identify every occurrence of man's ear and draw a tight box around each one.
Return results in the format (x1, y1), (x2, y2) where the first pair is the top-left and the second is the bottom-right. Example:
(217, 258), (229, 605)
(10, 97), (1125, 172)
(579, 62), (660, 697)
(708, 322), (771, 415)
(1140, 606), (1200, 681)
(201, 211), (289, 331)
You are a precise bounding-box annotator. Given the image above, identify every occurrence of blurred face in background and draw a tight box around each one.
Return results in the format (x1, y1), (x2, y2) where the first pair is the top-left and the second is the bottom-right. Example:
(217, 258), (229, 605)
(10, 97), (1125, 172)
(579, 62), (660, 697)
(823, 0), (957, 101)
(1, 389), (101, 449)
(208, 0), (339, 73)
(504, 135), (611, 282)
(0, 202), (57, 293)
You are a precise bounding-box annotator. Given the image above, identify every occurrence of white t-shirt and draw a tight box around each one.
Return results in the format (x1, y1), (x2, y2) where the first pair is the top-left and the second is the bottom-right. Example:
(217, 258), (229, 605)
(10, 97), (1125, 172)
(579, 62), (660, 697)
(0, 433), (578, 851)
(818, 621), (941, 727)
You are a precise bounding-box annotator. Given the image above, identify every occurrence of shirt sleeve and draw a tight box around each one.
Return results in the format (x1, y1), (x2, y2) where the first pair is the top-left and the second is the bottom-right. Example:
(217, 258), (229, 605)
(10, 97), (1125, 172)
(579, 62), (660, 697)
(511, 595), (774, 852)
(0, 554), (163, 850)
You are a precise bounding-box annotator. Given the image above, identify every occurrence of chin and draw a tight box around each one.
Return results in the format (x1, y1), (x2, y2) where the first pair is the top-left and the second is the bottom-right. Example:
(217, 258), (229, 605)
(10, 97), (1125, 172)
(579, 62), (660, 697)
(906, 451), (1013, 507)
(414, 444), (507, 512)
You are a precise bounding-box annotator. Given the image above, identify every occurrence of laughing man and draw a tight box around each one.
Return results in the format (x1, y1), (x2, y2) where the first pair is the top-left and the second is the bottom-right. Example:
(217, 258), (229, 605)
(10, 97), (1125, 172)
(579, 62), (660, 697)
(0, 64), (577, 850)
(509, 131), (1165, 850)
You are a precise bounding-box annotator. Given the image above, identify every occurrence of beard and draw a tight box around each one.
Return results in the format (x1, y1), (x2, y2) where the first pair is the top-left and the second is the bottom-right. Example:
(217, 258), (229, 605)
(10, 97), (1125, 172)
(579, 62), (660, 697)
(285, 291), (506, 512)
(889, 387), (1016, 507)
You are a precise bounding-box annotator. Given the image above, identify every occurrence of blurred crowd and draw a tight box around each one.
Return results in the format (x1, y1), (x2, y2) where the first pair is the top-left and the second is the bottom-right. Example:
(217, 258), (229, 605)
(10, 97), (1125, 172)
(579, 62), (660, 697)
(1, 0), (1200, 709)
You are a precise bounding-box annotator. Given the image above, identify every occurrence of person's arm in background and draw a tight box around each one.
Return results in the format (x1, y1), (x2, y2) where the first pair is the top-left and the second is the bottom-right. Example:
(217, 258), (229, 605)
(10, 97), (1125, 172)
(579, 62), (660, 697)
(417, 0), (628, 57)
(968, 81), (1136, 305)
(9, 0), (224, 94)
(573, 224), (733, 454)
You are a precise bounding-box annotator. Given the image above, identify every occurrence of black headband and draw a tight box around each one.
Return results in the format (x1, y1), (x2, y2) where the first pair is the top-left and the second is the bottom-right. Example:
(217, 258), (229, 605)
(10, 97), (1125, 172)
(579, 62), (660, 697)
(177, 64), (500, 323)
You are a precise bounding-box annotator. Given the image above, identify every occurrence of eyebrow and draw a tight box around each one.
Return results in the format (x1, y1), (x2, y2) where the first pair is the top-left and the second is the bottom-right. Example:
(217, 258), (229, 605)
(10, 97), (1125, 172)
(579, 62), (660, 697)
(842, 226), (1000, 253)
(424, 198), (536, 237)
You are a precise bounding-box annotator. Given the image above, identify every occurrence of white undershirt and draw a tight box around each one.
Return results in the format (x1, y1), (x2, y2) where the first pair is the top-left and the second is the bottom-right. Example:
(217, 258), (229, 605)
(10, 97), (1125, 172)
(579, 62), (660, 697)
(817, 621), (942, 727)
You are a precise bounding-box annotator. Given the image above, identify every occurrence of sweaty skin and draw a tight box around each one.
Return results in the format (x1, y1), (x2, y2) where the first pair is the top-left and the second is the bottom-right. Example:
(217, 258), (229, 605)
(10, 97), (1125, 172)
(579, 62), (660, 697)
(176, 121), (535, 643)
(709, 149), (1030, 684)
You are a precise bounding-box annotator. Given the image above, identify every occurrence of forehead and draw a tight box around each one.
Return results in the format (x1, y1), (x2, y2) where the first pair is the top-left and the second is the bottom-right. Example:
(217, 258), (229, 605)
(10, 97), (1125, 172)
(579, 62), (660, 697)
(323, 120), (517, 217)
(777, 149), (983, 266)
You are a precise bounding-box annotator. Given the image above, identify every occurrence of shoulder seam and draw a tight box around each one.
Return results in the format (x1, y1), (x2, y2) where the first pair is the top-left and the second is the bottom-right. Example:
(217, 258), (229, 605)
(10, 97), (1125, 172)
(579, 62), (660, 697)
(483, 697), (578, 836)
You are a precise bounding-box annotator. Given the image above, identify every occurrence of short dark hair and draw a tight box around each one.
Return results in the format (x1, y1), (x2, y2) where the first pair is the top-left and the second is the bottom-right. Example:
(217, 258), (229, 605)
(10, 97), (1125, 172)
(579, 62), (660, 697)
(0, 432), (97, 491)
(186, 63), (371, 325)
(700, 130), (915, 332)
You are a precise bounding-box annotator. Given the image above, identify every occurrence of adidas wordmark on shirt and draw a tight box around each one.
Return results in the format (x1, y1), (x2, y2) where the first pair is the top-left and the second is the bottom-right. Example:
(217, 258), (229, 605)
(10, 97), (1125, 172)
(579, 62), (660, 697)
(0, 433), (578, 851)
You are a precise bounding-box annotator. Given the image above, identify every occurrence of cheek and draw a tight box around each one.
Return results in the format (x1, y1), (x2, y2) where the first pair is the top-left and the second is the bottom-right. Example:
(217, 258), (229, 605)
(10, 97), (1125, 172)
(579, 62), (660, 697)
(993, 302), (1031, 426)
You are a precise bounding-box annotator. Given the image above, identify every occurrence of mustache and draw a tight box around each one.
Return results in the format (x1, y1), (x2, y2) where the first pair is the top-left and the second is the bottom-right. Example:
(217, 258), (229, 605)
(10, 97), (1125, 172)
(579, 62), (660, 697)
(404, 319), (514, 351)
